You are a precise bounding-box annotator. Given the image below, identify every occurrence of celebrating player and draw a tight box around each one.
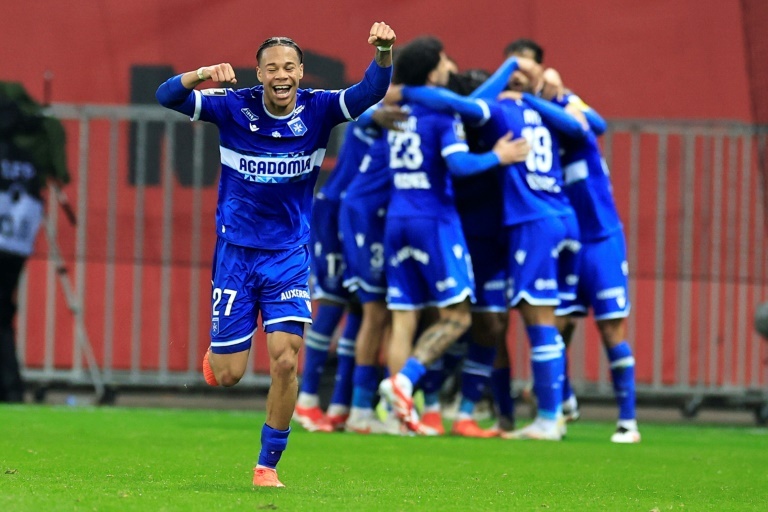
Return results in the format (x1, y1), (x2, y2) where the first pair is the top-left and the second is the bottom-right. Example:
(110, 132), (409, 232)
(155, 21), (395, 487)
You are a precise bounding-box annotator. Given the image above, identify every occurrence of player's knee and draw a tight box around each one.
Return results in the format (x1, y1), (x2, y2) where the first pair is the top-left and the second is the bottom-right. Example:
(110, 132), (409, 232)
(216, 368), (244, 388)
(271, 349), (299, 377)
(597, 318), (625, 345)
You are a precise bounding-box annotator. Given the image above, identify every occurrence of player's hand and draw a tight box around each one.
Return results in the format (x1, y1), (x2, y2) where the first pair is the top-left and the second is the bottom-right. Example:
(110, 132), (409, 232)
(497, 90), (522, 102)
(493, 132), (531, 165)
(368, 22), (396, 49)
(541, 68), (564, 101)
(199, 63), (237, 84)
(565, 103), (590, 130)
(372, 105), (409, 131)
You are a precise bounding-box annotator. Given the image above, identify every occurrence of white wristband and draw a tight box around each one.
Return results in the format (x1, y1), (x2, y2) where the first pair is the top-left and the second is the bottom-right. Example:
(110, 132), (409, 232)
(196, 67), (206, 80)
(376, 45), (393, 52)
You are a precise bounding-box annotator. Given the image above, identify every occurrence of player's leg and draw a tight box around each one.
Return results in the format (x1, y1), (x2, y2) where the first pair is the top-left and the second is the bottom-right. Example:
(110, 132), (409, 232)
(452, 314), (501, 438)
(326, 301), (362, 430)
(254, 245), (314, 487)
(491, 339), (516, 433)
(503, 217), (566, 441)
(204, 239), (259, 387)
(556, 315), (580, 421)
(296, 196), (348, 430)
(587, 232), (639, 442)
(453, 233), (508, 437)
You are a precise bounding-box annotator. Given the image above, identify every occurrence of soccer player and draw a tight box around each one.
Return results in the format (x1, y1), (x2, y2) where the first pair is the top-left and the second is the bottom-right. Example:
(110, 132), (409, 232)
(339, 105), (402, 434)
(293, 120), (371, 433)
(376, 37), (529, 434)
(398, 54), (588, 440)
(155, 22), (396, 487)
(542, 68), (641, 443)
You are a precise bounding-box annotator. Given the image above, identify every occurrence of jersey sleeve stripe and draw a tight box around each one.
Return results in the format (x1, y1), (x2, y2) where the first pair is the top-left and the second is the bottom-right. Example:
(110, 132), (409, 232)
(339, 89), (354, 121)
(441, 142), (470, 157)
(192, 90), (202, 121)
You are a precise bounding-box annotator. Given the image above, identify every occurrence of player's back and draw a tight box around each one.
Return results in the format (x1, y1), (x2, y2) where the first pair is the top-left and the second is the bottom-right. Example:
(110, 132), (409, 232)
(560, 130), (623, 242)
(386, 103), (463, 219)
(486, 98), (572, 226)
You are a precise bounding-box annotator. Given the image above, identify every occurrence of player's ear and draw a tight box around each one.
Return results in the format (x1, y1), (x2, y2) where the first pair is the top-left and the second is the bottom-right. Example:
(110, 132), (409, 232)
(298, 63), (304, 80)
(256, 66), (263, 83)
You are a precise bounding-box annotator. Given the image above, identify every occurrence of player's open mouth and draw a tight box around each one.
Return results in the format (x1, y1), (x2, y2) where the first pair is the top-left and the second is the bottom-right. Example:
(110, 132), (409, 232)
(273, 85), (291, 99)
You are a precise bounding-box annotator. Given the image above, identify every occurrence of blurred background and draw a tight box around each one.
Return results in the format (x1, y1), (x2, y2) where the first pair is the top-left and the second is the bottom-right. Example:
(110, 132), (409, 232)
(2, 0), (767, 423)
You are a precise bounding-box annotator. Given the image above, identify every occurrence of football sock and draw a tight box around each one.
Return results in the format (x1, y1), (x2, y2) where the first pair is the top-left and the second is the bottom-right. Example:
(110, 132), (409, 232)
(490, 367), (515, 421)
(299, 303), (345, 399)
(400, 357), (427, 389)
(607, 341), (637, 421)
(329, 311), (361, 408)
(459, 342), (495, 418)
(257, 424), (290, 469)
(351, 364), (379, 409)
(527, 325), (565, 420)
(562, 346), (574, 403)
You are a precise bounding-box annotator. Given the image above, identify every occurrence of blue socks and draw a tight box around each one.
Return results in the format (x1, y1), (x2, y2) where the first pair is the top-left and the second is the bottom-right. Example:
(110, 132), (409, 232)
(330, 312), (362, 407)
(351, 364), (380, 409)
(490, 367), (514, 420)
(607, 341), (636, 420)
(400, 357), (427, 388)
(459, 342), (495, 415)
(300, 303), (345, 396)
(258, 424), (290, 469)
(527, 325), (564, 420)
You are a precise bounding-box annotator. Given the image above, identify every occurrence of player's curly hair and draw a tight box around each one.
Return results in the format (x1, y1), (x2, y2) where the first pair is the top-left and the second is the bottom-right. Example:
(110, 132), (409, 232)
(257, 37), (304, 64)
(393, 36), (443, 86)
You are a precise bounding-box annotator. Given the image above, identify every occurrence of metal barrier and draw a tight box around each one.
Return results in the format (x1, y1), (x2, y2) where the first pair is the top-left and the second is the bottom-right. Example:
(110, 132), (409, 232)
(16, 105), (768, 419)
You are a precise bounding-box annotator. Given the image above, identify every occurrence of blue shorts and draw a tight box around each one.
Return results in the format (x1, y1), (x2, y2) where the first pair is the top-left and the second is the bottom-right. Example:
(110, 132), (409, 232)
(385, 216), (475, 310)
(556, 211), (582, 303)
(506, 215), (572, 308)
(339, 196), (388, 303)
(557, 230), (631, 320)
(465, 233), (507, 312)
(209, 237), (312, 354)
(309, 195), (349, 303)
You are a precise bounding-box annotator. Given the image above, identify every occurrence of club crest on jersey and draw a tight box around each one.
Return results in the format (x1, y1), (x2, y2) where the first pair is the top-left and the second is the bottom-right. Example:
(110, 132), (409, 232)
(241, 108), (258, 121)
(212, 318), (219, 335)
(288, 117), (308, 136)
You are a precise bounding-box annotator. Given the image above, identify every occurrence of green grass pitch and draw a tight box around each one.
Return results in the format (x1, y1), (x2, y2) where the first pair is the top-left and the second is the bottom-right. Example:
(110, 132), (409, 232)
(1, 405), (767, 511)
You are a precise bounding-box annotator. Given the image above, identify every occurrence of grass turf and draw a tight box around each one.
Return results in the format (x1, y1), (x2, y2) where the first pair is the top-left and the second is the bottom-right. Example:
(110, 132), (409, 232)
(1, 405), (767, 511)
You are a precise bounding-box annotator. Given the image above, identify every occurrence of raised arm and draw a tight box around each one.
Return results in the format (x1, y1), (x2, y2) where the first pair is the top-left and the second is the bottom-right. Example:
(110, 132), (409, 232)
(342, 22), (396, 119)
(469, 56), (519, 100)
(402, 86), (490, 125)
(521, 92), (588, 140)
(156, 63), (237, 115)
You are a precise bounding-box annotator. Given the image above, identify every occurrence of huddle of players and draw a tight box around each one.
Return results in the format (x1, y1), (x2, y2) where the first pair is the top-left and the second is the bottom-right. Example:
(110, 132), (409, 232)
(293, 36), (641, 443)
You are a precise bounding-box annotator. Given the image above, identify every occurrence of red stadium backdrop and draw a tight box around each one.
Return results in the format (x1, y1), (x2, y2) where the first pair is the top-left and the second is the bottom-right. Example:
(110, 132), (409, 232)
(2, 1), (766, 387)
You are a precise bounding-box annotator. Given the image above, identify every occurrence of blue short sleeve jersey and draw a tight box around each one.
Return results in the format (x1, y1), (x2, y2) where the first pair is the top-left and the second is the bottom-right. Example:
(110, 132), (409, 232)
(482, 99), (572, 226)
(560, 130), (623, 242)
(191, 86), (353, 250)
(386, 105), (468, 219)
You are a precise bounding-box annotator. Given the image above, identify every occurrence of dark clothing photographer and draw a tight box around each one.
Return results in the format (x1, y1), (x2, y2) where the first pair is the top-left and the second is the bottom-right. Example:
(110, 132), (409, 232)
(0, 81), (69, 402)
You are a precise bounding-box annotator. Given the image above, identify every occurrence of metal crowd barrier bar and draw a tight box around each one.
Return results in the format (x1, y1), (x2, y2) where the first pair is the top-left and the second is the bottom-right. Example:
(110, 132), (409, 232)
(15, 105), (768, 420)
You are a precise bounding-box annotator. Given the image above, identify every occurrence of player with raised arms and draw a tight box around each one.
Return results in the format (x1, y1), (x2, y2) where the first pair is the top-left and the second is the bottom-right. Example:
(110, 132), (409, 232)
(156, 21), (395, 487)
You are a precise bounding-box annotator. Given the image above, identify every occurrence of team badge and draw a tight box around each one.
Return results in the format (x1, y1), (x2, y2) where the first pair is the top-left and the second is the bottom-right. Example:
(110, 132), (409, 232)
(288, 117), (308, 136)
(241, 108), (258, 121)
(212, 318), (219, 335)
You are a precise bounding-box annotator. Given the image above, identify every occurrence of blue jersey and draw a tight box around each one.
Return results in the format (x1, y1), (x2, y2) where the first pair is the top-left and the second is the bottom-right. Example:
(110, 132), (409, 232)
(156, 60), (390, 250)
(560, 124), (623, 242)
(454, 169), (504, 238)
(483, 99), (572, 226)
(386, 104), (467, 219)
(344, 131), (390, 206)
(319, 121), (378, 201)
